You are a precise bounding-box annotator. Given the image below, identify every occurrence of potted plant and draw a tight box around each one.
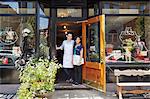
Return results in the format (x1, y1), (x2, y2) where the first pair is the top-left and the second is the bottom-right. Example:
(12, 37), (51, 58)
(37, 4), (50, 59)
(16, 57), (61, 99)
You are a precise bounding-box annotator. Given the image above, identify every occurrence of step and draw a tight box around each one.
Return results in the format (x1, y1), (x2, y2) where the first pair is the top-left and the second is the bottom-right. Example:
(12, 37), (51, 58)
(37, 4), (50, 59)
(55, 83), (91, 90)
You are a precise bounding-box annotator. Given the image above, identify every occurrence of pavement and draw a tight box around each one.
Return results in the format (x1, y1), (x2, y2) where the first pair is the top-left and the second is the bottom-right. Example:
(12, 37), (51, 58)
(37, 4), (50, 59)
(0, 83), (149, 99)
(0, 83), (117, 99)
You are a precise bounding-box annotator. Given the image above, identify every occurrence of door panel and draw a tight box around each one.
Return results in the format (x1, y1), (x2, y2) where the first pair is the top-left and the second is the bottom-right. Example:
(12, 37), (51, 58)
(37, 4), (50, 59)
(82, 15), (106, 93)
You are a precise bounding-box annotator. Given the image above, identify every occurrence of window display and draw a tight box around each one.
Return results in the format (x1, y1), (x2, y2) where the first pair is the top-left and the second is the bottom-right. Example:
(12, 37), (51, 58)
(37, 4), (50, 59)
(106, 16), (150, 63)
(0, 16), (35, 66)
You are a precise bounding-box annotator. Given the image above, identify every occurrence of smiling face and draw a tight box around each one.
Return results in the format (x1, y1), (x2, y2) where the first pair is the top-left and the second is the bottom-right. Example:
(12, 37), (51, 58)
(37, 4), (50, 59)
(75, 37), (81, 44)
(66, 33), (72, 41)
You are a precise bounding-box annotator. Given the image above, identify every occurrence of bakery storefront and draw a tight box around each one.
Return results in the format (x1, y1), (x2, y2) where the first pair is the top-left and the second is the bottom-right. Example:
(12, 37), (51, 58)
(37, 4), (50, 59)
(0, 0), (150, 93)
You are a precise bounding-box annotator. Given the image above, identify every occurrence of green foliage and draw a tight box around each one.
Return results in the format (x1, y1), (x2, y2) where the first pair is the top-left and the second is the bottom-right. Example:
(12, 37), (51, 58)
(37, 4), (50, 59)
(17, 58), (62, 99)
(135, 16), (145, 37)
(39, 44), (49, 58)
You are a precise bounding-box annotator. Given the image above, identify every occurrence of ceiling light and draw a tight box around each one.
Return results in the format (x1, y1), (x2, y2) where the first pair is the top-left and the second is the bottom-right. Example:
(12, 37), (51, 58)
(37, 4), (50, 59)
(65, 31), (68, 34)
(63, 25), (67, 29)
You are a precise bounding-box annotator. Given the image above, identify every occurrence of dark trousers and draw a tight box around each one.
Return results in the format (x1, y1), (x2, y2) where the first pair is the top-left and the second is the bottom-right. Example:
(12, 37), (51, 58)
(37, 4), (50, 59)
(74, 65), (82, 84)
(63, 68), (74, 81)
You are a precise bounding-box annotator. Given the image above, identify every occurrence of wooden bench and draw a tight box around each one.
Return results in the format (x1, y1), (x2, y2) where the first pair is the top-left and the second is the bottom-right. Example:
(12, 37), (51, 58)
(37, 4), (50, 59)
(114, 69), (150, 99)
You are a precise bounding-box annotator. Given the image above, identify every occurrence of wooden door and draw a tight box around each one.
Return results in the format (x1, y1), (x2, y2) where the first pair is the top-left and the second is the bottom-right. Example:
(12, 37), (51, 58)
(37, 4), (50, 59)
(82, 15), (106, 93)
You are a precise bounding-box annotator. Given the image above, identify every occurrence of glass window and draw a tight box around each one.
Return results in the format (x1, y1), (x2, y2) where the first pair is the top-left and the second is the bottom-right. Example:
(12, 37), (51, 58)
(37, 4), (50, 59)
(57, 8), (82, 17)
(102, 1), (150, 14)
(0, 1), (35, 14)
(39, 3), (50, 17)
(104, 4), (110, 9)
(40, 8), (50, 16)
(105, 16), (150, 63)
(88, 3), (99, 17)
(0, 16), (35, 66)
(88, 8), (94, 17)
(86, 23), (99, 62)
(39, 17), (49, 58)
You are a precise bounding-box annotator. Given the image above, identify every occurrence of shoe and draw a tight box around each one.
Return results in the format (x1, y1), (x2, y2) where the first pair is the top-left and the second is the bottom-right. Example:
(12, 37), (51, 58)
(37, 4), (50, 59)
(69, 79), (74, 83)
(66, 80), (70, 83)
(66, 79), (73, 83)
(73, 82), (79, 85)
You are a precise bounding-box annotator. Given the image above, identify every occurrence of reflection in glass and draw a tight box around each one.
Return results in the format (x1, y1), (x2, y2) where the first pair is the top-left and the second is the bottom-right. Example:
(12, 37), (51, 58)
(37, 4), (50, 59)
(102, 1), (150, 14)
(39, 18), (49, 58)
(0, 16), (35, 65)
(57, 8), (82, 17)
(86, 23), (99, 62)
(40, 8), (50, 16)
(0, 1), (35, 14)
(88, 8), (94, 17)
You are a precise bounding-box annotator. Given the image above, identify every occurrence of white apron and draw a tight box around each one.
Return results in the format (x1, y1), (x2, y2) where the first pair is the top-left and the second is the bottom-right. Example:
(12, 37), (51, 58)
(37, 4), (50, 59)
(61, 40), (74, 68)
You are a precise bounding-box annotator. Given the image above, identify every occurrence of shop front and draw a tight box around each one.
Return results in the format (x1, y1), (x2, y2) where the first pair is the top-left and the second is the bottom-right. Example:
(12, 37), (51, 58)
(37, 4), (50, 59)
(0, 0), (150, 94)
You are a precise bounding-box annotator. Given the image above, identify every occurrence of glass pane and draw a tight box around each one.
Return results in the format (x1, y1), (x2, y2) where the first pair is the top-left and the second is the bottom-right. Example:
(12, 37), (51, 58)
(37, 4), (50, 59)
(86, 23), (99, 62)
(57, 8), (82, 17)
(0, 16), (35, 66)
(102, 1), (150, 14)
(105, 16), (150, 63)
(88, 8), (94, 17)
(40, 8), (50, 16)
(0, 2), (35, 14)
(88, 2), (99, 17)
(39, 17), (49, 58)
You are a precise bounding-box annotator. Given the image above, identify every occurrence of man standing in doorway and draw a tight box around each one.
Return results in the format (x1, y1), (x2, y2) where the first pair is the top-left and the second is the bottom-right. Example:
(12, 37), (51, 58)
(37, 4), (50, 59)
(56, 32), (74, 83)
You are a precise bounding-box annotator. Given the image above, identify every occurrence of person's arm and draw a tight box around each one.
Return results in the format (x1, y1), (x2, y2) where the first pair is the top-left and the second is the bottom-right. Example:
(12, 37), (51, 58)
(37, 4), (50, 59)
(56, 41), (64, 50)
(80, 48), (83, 58)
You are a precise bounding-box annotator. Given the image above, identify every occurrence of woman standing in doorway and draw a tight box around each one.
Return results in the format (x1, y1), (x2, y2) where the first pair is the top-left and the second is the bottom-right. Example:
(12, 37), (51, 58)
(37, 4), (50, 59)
(73, 37), (84, 85)
(56, 32), (74, 82)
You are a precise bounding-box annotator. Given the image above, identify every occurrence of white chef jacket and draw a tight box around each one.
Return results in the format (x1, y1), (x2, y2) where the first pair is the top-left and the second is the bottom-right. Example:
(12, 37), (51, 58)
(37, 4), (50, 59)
(60, 40), (74, 68)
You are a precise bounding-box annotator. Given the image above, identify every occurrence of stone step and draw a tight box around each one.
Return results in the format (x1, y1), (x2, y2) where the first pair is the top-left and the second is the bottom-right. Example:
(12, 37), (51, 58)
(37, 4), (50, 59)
(55, 83), (91, 90)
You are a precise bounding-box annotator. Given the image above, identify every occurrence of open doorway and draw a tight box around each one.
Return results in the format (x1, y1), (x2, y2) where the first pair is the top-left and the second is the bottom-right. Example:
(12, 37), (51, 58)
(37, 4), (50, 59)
(56, 22), (82, 83)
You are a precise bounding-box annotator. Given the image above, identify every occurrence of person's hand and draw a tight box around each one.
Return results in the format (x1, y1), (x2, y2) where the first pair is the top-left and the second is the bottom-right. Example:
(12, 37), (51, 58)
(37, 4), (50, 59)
(56, 45), (58, 49)
(79, 57), (82, 64)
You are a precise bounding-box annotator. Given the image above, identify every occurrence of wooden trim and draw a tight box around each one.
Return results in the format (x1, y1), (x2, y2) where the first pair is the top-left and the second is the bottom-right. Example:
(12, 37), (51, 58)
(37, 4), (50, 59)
(122, 90), (150, 94)
(87, 16), (99, 24)
(100, 15), (106, 93)
(82, 22), (87, 80)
